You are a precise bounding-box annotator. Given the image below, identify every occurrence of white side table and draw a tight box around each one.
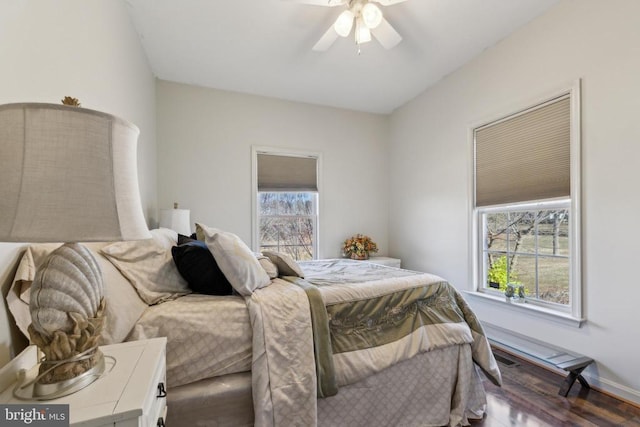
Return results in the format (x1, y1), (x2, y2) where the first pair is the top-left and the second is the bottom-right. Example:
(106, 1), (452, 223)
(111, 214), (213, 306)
(365, 256), (401, 268)
(0, 338), (167, 427)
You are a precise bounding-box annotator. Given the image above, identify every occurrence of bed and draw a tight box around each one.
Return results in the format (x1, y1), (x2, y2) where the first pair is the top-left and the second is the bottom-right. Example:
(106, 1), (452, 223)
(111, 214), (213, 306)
(5, 227), (501, 427)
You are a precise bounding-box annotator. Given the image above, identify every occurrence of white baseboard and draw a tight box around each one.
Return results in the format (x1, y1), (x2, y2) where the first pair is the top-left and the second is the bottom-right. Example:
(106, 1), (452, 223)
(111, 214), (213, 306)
(483, 322), (640, 407)
(582, 373), (640, 407)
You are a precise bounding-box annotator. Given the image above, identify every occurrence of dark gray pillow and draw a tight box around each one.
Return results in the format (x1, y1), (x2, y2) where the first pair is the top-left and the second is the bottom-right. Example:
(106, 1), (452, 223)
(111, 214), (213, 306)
(177, 233), (198, 245)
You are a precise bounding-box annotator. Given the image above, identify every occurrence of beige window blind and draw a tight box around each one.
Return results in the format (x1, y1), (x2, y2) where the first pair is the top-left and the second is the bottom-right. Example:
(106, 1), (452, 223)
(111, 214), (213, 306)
(257, 153), (318, 192)
(475, 96), (571, 207)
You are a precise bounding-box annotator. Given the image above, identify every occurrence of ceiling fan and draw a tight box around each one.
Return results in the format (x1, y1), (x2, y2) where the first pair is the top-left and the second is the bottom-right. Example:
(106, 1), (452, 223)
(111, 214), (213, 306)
(287, 0), (407, 52)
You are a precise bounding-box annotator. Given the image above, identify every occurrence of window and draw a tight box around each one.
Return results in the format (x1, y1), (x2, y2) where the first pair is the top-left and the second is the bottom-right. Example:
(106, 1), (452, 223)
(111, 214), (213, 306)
(480, 201), (570, 306)
(258, 192), (317, 260)
(472, 84), (581, 319)
(253, 148), (320, 260)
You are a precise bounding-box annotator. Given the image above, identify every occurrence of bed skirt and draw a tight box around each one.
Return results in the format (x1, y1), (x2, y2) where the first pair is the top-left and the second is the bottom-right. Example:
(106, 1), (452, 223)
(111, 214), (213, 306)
(166, 344), (487, 427)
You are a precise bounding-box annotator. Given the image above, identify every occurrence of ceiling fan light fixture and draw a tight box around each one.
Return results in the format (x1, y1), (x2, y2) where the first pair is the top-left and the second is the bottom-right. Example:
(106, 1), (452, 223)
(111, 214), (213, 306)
(361, 2), (383, 29)
(355, 18), (372, 44)
(334, 9), (355, 37)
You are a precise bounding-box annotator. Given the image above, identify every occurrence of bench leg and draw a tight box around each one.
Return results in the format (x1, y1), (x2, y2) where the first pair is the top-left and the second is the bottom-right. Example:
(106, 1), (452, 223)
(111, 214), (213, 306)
(558, 366), (590, 397)
(577, 374), (590, 389)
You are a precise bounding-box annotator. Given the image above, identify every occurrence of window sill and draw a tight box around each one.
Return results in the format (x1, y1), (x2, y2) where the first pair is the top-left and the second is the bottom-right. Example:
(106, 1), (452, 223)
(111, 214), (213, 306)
(463, 291), (585, 328)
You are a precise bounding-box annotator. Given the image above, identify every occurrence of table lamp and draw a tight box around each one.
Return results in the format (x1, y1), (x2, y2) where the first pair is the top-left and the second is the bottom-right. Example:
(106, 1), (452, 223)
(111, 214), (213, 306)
(0, 102), (151, 399)
(159, 202), (191, 236)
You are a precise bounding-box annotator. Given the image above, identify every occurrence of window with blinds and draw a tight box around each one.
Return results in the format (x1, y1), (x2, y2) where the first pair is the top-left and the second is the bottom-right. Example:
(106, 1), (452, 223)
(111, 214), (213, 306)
(255, 151), (320, 261)
(472, 88), (581, 320)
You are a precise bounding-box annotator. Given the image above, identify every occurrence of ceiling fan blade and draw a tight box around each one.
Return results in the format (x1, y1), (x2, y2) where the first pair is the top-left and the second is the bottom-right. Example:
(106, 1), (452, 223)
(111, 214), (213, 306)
(371, 0), (408, 6)
(371, 17), (402, 49)
(313, 26), (339, 51)
(282, 0), (347, 7)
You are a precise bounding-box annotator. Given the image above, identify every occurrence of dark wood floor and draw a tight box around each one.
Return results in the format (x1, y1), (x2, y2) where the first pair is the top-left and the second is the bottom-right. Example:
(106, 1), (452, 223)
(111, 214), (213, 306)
(471, 348), (640, 426)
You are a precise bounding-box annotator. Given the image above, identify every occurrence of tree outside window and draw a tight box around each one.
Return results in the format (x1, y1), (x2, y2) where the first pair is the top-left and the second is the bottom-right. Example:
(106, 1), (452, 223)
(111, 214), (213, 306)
(258, 192), (317, 260)
(483, 205), (570, 305)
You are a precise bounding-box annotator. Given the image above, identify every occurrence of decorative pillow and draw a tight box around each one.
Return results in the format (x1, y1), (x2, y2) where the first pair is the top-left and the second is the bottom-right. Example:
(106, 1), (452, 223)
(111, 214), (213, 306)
(7, 242), (148, 345)
(177, 233), (194, 246)
(101, 238), (190, 305)
(263, 251), (305, 278)
(257, 255), (279, 279)
(171, 239), (233, 295)
(201, 228), (271, 296)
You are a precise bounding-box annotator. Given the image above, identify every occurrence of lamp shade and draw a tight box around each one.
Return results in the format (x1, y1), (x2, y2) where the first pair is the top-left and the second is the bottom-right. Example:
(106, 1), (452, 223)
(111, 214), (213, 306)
(159, 207), (191, 236)
(0, 103), (150, 243)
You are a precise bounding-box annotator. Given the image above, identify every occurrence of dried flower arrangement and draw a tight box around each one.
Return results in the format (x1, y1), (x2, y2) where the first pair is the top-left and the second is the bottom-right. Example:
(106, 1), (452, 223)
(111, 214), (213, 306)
(342, 234), (378, 260)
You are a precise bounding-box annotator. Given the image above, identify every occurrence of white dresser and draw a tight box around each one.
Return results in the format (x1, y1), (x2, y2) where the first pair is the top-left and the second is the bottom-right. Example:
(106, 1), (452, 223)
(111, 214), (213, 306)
(0, 338), (167, 427)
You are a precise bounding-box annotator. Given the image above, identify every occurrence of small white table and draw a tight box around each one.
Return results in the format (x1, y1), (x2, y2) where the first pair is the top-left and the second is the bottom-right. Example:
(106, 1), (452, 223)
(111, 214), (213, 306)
(0, 338), (167, 427)
(364, 256), (401, 268)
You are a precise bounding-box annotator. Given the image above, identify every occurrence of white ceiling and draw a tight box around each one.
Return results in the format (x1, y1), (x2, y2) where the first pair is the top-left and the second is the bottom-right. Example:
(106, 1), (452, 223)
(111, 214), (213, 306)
(125, 0), (559, 114)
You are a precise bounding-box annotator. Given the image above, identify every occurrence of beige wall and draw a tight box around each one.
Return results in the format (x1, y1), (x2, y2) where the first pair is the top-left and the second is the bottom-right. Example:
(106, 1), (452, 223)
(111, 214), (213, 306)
(156, 80), (390, 259)
(0, 0), (156, 366)
(389, 0), (640, 403)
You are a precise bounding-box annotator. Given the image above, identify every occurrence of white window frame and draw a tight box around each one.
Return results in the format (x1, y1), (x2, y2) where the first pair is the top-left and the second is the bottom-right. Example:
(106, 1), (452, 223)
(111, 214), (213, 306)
(251, 146), (322, 259)
(469, 81), (582, 324)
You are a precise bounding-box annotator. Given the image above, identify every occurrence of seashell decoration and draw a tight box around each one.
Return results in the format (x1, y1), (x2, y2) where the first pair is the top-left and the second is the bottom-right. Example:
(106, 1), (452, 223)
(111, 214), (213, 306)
(28, 242), (107, 386)
(30, 242), (104, 336)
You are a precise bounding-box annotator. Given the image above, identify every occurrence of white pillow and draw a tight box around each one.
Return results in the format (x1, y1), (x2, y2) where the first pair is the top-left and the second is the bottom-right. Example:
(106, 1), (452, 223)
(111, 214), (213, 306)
(201, 228), (271, 296)
(195, 222), (220, 241)
(263, 251), (305, 278)
(150, 227), (179, 249)
(257, 255), (279, 279)
(101, 238), (190, 305)
(84, 242), (150, 343)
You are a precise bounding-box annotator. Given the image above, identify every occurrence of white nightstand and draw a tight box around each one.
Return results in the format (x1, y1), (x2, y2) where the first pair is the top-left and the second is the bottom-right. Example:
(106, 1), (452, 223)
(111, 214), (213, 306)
(366, 256), (401, 268)
(0, 338), (167, 427)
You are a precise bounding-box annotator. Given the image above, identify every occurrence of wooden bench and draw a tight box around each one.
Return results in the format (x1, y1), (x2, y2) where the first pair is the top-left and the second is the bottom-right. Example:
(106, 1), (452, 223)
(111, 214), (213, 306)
(545, 352), (594, 397)
(489, 338), (594, 397)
